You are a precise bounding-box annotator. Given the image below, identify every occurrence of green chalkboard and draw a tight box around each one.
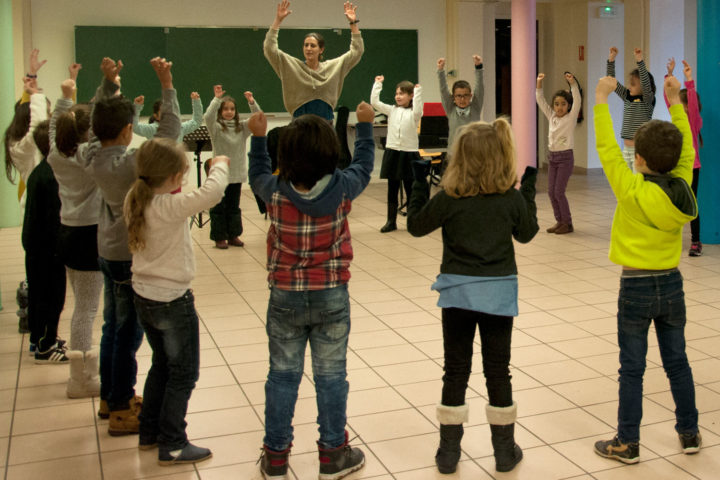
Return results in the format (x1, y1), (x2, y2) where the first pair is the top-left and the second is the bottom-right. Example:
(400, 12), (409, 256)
(75, 26), (418, 115)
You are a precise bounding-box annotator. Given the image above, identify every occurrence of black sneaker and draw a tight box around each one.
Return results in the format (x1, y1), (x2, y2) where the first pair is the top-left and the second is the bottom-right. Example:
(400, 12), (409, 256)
(689, 242), (703, 257)
(259, 445), (291, 479)
(594, 436), (639, 464)
(158, 442), (212, 466)
(318, 432), (365, 480)
(34, 343), (70, 364)
(679, 432), (702, 454)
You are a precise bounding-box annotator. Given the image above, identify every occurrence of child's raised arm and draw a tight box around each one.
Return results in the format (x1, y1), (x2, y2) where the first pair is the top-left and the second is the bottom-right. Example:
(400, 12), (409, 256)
(630, 48), (654, 106)
(471, 55), (485, 112)
(534, 73), (553, 121)
(342, 101), (375, 200)
(149, 57), (180, 140)
(95, 57), (122, 101)
(606, 46), (629, 98)
(436, 58), (454, 114)
(181, 92), (204, 137)
(370, 75), (392, 115)
(681, 60), (702, 132)
(203, 85), (224, 135)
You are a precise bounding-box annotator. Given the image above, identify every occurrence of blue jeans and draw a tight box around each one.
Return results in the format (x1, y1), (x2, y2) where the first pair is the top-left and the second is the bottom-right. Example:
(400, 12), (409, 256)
(264, 284), (350, 452)
(616, 270), (698, 443)
(98, 258), (144, 411)
(134, 290), (199, 450)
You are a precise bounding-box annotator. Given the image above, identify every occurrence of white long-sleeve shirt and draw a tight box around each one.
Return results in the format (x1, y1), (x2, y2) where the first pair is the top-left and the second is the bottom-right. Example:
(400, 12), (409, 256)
(10, 93), (48, 189)
(536, 83), (581, 152)
(371, 82), (423, 152)
(131, 162), (229, 302)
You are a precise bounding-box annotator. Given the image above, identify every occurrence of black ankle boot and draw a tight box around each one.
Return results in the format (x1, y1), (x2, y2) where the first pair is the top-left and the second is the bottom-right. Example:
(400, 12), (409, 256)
(380, 204), (398, 233)
(317, 431), (365, 480)
(435, 424), (463, 473)
(489, 423), (523, 472)
(259, 444), (291, 478)
(487, 402), (523, 472)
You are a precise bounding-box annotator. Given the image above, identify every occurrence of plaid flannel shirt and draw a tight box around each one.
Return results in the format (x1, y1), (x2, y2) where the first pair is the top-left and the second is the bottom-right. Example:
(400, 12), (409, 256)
(266, 191), (353, 290)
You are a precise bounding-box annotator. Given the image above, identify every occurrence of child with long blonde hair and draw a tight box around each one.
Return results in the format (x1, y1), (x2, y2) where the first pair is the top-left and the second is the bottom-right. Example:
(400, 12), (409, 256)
(123, 138), (229, 465)
(407, 118), (538, 474)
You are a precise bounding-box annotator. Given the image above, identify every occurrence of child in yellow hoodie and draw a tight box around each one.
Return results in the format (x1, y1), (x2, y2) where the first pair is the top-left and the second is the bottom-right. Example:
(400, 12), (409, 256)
(592, 74), (700, 464)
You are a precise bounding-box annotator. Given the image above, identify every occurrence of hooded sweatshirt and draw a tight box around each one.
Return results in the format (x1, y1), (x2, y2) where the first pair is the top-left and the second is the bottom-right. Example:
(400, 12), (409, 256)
(248, 122), (374, 291)
(594, 103), (697, 269)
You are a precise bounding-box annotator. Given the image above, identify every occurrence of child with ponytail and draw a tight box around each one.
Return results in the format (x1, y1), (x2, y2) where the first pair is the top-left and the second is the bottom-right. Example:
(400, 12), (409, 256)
(407, 118), (539, 474)
(124, 138), (229, 465)
(48, 64), (105, 395)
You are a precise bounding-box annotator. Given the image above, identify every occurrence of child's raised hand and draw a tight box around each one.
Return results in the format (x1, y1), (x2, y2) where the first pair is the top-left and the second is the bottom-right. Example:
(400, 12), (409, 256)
(213, 85), (225, 99)
(275, 0), (291, 22)
(248, 111), (267, 136)
(150, 57), (173, 89)
(23, 77), (40, 95)
(595, 76), (617, 103)
(437, 58), (445, 71)
(565, 72), (575, 84)
(472, 54), (483, 66)
(68, 63), (82, 81)
(134, 95), (144, 105)
(374, 75), (384, 83)
(343, 1), (358, 23)
(536, 73), (544, 88)
(356, 101), (374, 123)
(633, 47), (643, 62)
(664, 75), (682, 105)
(608, 46), (618, 61)
(190, 91), (200, 100)
(681, 60), (693, 81)
(29, 49), (47, 75)
(243, 91), (255, 104)
(666, 57), (675, 76)
(61, 79), (76, 100)
(100, 57), (123, 83)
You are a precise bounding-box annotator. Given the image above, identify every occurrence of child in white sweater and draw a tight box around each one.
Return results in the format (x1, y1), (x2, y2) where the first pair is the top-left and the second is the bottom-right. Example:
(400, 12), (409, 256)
(124, 137), (229, 465)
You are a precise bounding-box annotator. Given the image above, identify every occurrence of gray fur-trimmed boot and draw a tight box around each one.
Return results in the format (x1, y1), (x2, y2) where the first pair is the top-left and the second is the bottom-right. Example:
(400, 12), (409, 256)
(435, 404), (468, 474)
(487, 402), (523, 472)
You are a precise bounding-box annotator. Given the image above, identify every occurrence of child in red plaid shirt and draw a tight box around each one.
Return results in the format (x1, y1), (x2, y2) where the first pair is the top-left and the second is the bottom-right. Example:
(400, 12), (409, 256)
(248, 103), (375, 480)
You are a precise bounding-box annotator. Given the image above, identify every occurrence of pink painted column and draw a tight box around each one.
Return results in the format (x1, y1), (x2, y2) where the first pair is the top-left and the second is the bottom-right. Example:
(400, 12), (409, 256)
(511, 0), (537, 169)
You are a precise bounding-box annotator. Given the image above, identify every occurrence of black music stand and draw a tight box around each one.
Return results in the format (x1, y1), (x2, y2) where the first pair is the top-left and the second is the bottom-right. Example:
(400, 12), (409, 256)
(183, 126), (213, 228)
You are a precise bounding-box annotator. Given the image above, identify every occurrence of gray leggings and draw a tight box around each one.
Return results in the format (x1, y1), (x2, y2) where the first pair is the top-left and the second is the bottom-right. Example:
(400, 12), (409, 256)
(67, 268), (103, 352)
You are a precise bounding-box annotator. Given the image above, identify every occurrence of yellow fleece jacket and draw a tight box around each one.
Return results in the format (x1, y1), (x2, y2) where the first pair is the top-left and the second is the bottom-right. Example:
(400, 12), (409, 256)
(594, 103), (697, 269)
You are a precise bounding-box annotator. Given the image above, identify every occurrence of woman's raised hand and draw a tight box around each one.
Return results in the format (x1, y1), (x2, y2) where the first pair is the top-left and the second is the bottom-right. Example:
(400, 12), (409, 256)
(344, 1), (358, 22)
(275, 0), (291, 23)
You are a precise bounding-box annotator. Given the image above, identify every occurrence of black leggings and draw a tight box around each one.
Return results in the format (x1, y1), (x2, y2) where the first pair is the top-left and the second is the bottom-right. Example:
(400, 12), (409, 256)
(691, 168), (700, 242)
(441, 308), (514, 408)
(387, 178), (412, 206)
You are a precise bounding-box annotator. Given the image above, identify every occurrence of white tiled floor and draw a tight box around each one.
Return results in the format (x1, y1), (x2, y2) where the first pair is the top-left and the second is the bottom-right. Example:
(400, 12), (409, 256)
(1, 170), (719, 479)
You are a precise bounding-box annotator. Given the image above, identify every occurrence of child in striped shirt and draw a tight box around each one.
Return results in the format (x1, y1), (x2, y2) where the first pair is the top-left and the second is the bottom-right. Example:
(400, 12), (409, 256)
(606, 46), (656, 171)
